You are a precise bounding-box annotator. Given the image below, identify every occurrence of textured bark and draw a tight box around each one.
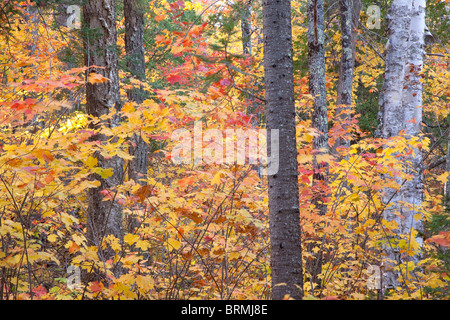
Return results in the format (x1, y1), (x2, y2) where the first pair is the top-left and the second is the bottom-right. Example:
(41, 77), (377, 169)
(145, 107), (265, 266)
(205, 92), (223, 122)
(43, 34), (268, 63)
(263, 0), (303, 300)
(398, 0), (426, 287)
(379, 0), (412, 291)
(379, 0), (426, 290)
(241, 2), (252, 56)
(308, 0), (329, 216)
(378, 0), (412, 140)
(333, 0), (359, 152)
(446, 133), (450, 204)
(83, 0), (123, 274)
(124, 0), (148, 185)
(306, 0), (328, 290)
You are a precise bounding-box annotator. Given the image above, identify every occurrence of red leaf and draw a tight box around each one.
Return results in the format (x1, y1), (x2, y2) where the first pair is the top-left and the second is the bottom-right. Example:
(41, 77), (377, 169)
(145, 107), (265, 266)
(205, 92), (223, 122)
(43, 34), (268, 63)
(219, 78), (232, 86)
(90, 281), (104, 293)
(167, 74), (182, 84)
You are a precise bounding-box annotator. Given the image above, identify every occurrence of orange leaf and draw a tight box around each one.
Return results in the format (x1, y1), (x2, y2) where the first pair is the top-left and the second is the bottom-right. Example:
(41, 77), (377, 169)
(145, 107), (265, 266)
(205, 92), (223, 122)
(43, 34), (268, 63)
(177, 176), (194, 188)
(155, 14), (166, 22)
(68, 241), (80, 253)
(90, 281), (104, 293)
(88, 73), (109, 84)
(427, 231), (450, 247)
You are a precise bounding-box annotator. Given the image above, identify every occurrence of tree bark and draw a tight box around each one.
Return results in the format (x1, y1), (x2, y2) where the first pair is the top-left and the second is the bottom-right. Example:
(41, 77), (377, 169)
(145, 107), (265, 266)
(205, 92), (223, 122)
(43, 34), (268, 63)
(306, 0), (329, 290)
(241, 1), (252, 56)
(263, 0), (303, 300)
(83, 0), (123, 276)
(124, 0), (148, 185)
(308, 0), (329, 216)
(446, 133), (450, 205)
(379, 0), (426, 290)
(399, 0), (426, 287)
(333, 0), (360, 152)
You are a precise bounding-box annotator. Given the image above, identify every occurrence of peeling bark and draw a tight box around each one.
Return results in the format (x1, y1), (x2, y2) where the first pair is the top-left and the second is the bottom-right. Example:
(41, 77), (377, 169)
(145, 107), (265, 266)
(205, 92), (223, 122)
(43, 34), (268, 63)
(379, 0), (426, 291)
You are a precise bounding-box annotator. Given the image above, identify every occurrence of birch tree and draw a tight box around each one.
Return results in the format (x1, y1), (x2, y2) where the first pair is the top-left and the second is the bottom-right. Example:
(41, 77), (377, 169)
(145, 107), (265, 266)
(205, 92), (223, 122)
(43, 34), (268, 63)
(263, 0), (303, 300)
(379, 0), (426, 290)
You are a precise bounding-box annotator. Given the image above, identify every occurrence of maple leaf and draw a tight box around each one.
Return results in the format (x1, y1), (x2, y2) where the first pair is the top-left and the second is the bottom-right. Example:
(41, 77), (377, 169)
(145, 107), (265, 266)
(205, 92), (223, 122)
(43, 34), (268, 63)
(177, 176), (194, 188)
(167, 73), (183, 84)
(436, 172), (450, 184)
(211, 171), (223, 186)
(427, 231), (450, 248)
(124, 233), (140, 246)
(155, 14), (166, 22)
(167, 238), (181, 251)
(90, 281), (104, 293)
(85, 156), (98, 168)
(88, 73), (109, 84)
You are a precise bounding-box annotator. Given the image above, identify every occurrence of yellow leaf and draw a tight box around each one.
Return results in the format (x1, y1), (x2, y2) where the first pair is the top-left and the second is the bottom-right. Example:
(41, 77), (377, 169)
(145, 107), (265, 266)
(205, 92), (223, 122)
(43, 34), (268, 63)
(135, 275), (154, 291)
(124, 233), (140, 246)
(85, 156), (98, 168)
(167, 238), (181, 250)
(436, 172), (450, 184)
(47, 234), (58, 242)
(116, 149), (134, 161)
(211, 171), (222, 186)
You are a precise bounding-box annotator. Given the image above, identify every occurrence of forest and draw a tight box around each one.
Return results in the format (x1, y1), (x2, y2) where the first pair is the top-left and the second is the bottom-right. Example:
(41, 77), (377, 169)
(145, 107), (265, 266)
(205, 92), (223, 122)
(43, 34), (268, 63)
(0, 0), (448, 301)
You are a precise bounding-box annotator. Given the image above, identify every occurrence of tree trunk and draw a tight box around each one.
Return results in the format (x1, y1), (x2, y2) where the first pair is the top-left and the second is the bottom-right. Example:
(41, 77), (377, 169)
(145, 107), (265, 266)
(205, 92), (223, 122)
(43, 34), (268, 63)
(378, 0), (412, 140)
(399, 0), (426, 288)
(241, 1), (252, 56)
(83, 0), (123, 276)
(308, 0), (329, 216)
(124, 0), (148, 185)
(446, 133), (450, 205)
(379, 0), (427, 290)
(333, 0), (359, 152)
(263, 0), (303, 300)
(306, 0), (329, 290)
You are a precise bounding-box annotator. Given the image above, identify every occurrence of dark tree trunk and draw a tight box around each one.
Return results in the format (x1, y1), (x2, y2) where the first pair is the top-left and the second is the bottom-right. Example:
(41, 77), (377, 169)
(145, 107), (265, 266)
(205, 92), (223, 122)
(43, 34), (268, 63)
(333, 0), (360, 152)
(124, 0), (148, 185)
(263, 0), (303, 300)
(83, 0), (123, 276)
(446, 133), (450, 204)
(241, 1), (252, 56)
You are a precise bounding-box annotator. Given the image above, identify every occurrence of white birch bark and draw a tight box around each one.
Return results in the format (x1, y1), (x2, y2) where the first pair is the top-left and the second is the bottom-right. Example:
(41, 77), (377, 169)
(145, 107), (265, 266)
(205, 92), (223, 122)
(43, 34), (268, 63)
(399, 0), (426, 285)
(380, 0), (426, 291)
